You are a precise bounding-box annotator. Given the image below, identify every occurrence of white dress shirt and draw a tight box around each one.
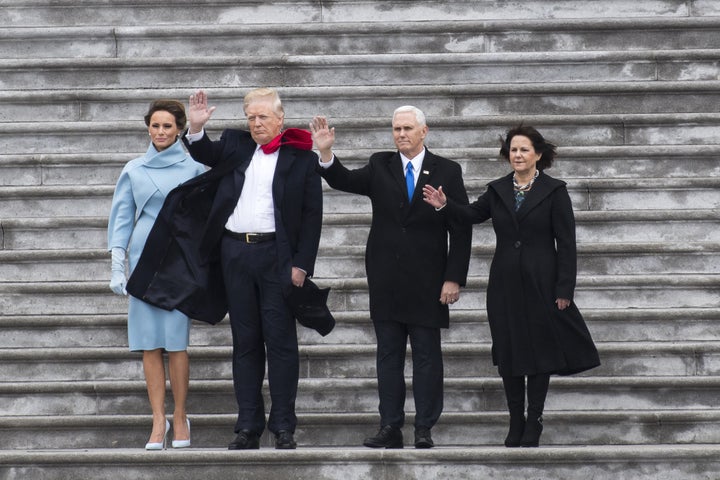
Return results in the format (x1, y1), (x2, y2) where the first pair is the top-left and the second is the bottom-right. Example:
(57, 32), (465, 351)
(187, 129), (277, 233)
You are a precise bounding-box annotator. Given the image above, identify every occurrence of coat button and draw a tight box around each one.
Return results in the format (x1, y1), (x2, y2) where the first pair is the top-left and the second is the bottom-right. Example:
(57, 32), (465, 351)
(514, 241), (522, 248)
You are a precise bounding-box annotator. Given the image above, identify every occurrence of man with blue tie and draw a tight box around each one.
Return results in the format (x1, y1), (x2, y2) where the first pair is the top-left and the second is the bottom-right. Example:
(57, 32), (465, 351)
(310, 107), (472, 448)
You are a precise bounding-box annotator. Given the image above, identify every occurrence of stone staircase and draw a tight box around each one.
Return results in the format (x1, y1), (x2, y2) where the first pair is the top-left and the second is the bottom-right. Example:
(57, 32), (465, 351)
(1, 1), (720, 478)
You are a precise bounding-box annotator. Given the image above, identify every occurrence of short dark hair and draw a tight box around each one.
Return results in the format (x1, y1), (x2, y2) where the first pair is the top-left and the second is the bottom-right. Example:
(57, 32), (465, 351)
(144, 99), (187, 130)
(499, 124), (557, 170)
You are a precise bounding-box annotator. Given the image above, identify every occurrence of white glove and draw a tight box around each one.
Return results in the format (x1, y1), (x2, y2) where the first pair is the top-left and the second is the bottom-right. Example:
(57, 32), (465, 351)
(109, 247), (128, 295)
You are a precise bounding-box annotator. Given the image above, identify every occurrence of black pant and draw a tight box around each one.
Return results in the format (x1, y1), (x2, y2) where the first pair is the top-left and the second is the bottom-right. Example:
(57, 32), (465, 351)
(221, 235), (299, 435)
(372, 320), (443, 429)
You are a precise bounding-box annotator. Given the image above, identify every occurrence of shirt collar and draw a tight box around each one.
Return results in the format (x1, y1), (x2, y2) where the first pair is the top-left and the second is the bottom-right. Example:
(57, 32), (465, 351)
(400, 147), (426, 172)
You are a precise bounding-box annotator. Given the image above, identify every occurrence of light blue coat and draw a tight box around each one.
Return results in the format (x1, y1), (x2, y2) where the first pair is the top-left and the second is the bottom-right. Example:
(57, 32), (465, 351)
(107, 139), (205, 352)
(108, 140), (205, 269)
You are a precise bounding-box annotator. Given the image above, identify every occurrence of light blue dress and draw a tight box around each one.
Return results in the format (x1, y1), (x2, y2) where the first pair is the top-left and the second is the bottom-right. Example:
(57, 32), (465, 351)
(108, 140), (205, 352)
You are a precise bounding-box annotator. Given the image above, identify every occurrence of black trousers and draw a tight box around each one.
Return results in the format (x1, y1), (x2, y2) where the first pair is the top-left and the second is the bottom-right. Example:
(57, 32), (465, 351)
(372, 319), (443, 430)
(221, 235), (299, 435)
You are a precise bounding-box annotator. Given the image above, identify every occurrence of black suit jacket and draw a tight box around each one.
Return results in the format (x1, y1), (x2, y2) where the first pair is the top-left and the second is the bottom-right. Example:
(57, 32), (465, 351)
(127, 129), (323, 324)
(319, 149), (472, 328)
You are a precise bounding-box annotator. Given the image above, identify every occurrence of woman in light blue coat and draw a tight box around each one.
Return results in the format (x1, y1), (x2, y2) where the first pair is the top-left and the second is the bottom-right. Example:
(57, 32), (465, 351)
(108, 99), (205, 450)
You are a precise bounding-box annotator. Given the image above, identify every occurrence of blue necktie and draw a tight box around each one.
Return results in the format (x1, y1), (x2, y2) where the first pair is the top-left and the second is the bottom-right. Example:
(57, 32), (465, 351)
(406, 162), (415, 199)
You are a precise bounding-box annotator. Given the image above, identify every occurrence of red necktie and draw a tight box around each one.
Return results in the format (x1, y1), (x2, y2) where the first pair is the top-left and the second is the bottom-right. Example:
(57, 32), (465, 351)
(260, 128), (313, 154)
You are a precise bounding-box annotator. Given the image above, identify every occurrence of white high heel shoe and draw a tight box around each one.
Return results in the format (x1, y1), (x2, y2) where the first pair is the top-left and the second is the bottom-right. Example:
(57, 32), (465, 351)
(145, 419), (170, 450)
(172, 418), (191, 448)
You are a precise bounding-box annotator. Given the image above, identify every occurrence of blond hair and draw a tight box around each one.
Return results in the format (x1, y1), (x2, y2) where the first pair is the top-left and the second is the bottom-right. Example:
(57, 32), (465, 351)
(243, 88), (284, 118)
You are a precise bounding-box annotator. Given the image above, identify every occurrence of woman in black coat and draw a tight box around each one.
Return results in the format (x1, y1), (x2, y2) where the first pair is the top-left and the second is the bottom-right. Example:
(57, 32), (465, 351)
(423, 125), (600, 448)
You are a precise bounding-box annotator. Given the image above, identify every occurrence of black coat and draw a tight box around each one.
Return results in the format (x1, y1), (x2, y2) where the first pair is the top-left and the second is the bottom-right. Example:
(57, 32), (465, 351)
(319, 150), (472, 328)
(448, 171), (600, 376)
(127, 129), (323, 324)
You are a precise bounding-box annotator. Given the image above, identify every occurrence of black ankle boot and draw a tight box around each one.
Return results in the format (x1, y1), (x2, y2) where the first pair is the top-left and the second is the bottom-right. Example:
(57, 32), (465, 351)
(504, 414), (526, 448)
(520, 414), (543, 447)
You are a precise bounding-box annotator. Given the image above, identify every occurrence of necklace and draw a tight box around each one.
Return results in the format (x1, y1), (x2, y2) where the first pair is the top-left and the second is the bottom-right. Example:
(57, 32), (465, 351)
(513, 169), (539, 192)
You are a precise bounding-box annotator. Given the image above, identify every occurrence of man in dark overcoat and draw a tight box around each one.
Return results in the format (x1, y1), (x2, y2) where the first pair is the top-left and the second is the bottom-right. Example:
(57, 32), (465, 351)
(309, 108), (472, 448)
(133, 88), (322, 450)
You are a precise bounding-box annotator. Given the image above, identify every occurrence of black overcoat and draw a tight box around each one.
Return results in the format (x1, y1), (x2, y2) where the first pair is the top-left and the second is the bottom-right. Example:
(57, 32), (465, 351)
(448, 171), (600, 376)
(127, 129), (323, 324)
(319, 150), (472, 328)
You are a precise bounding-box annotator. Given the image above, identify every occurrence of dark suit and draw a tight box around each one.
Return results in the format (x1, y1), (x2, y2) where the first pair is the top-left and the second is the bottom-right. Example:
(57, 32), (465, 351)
(184, 128), (323, 436)
(319, 149), (471, 430)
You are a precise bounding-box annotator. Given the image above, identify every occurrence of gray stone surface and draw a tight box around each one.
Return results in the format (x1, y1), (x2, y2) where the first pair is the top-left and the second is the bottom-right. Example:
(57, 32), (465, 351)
(0, 0), (719, 477)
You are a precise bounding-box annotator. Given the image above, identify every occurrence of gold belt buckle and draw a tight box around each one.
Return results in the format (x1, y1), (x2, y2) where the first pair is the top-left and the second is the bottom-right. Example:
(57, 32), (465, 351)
(245, 233), (254, 243)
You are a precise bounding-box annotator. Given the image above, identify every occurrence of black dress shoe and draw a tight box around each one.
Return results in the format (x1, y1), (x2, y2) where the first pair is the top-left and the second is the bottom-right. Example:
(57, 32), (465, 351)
(363, 425), (403, 449)
(275, 430), (297, 449)
(228, 430), (260, 450)
(414, 427), (434, 449)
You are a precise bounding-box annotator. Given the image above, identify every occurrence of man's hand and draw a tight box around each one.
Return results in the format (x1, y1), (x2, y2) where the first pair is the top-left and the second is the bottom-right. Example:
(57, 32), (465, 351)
(556, 298), (571, 310)
(309, 116), (335, 162)
(440, 281), (460, 305)
(291, 267), (307, 288)
(188, 90), (216, 134)
(422, 185), (447, 209)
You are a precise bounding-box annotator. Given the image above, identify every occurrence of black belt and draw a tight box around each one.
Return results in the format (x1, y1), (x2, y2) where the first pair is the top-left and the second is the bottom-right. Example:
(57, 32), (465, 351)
(225, 230), (276, 244)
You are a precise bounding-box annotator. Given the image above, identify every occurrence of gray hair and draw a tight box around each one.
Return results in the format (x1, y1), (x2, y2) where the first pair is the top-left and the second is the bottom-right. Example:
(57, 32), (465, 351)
(393, 105), (426, 127)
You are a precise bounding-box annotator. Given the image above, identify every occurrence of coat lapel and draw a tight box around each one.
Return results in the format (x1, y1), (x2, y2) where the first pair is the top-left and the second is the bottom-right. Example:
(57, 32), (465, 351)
(386, 152), (407, 200)
(492, 173), (518, 222)
(273, 146), (297, 206)
(413, 151), (436, 204)
(515, 172), (555, 222)
(231, 139), (258, 195)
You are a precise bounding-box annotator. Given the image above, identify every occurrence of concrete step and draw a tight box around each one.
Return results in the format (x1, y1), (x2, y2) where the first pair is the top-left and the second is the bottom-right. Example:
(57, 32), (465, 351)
(3, 17), (720, 59)
(1, 445), (720, 479)
(0, 217), (107, 250)
(3, 209), (715, 252)
(0, 241), (716, 283)
(1, 50), (719, 91)
(2, 444), (720, 479)
(2, 341), (719, 383)
(1, 308), (718, 349)
(1, 376), (719, 416)
(325, 210), (720, 247)
(2, 142), (719, 190)
(4, 112), (720, 156)
(4, 82), (720, 125)
(323, 177), (720, 214)
(1, 409), (719, 450)
(0, 272), (715, 316)
(0, 176), (717, 218)
(3, 0), (717, 28)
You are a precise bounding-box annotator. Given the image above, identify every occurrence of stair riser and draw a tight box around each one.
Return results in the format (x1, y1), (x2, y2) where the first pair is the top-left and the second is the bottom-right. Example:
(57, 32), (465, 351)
(3, 59), (718, 92)
(2, 316), (720, 348)
(4, 155), (718, 189)
(3, 0), (715, 27)
(2, 349), (718, 382)
(1, 249), (716, 283)
(1, 383), (718, 416)
(6, 26), (720, 60)
(2, 219), (717, 250)
(6, 89), (720, 123)
(0, 186), (714, 218)
(0, 284), (713, 317)
(1, 415), (718, 449)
